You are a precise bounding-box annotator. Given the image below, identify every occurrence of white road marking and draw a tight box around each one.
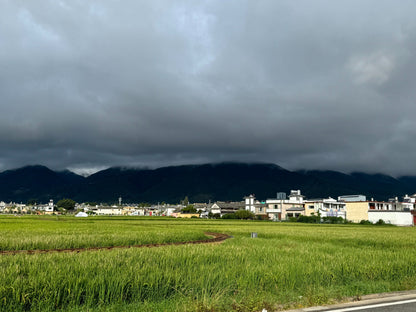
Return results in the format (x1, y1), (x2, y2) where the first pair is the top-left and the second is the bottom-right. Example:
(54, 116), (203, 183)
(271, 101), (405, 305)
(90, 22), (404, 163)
(328, 298), (416, 311)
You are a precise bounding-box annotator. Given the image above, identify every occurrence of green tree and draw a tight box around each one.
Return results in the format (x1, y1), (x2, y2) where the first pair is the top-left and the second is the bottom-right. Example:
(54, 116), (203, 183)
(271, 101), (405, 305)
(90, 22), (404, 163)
(57, 199), (76, 210)
(138, 202), (151, 208)
(234, 210), (255, 220)
(27, 199), (38, 206)
(182, 205), (196, 213)
(85, 202), (97, 206)
(182, 196), (189, 206)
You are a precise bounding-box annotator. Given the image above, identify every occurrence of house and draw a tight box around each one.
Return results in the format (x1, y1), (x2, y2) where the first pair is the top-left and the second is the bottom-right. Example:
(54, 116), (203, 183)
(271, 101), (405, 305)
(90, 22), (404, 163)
(45, 200), (54, 214)
(245, 190), (307, 221)
(285, 207), (305, 219)
(122, 206), (137, 215)
(210, 201), (245, 217)
(160, 206), (178, 216)
(387, 197), (409, 211)
(171, 212), (200, 218)
(193, 203), (208, 212)
(10, 204), (27, 214)
(148, 204), (168, 216)
(32, 200), (55, 214)
(244, 195), (257, 213)
(338, 194), (367, 202)
(402, 194), (416, 211)
(130, 208), (146, 216)
(304, 197), (346, 219)
(265, 190), (305, 220)
(244, 195), (267, 217)
(95, 206), (123, 215)
(342, 201), (378, 223)
(341, 198), (413, 225)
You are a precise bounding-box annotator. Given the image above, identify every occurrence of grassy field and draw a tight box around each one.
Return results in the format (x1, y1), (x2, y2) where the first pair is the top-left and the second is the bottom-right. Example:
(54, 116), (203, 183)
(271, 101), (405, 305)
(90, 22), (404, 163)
(0, 216), (207, 251)
(1, 216), (416, 311)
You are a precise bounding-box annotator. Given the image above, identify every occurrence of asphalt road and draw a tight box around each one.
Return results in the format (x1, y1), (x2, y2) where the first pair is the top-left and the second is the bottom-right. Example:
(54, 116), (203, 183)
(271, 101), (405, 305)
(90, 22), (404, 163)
(327, 298), (416, 312)
(286, 290), (416, 312)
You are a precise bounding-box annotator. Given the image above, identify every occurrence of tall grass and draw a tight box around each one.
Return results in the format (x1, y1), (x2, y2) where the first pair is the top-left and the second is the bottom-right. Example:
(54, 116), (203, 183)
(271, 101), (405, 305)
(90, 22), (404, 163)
(0, 216), (207, 251)
(1, 217), (416, 311)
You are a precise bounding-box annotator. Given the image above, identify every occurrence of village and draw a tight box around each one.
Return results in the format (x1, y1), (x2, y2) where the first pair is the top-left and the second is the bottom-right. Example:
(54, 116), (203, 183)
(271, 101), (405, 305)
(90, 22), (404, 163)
(1, 190), (416, 226)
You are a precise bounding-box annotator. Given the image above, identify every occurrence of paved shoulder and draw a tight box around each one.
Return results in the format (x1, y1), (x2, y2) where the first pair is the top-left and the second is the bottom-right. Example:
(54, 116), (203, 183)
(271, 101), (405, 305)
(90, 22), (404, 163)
(286, 290), (416, 312)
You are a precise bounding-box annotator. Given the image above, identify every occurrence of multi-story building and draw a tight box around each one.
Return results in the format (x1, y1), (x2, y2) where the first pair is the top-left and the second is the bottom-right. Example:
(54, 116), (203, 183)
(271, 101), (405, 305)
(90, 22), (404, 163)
(340, 197), (413, 225)
(261, 190), (305, 220)
(304, 197), (346, 218)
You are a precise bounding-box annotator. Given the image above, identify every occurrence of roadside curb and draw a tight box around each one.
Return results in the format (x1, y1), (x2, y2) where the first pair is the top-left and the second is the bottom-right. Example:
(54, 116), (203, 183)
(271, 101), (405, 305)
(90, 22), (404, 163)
(285, 289), (416, 311)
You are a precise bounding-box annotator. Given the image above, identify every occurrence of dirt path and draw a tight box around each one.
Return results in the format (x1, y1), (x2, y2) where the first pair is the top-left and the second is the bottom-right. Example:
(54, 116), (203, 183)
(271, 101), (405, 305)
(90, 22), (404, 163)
(0, 232), (231, 255)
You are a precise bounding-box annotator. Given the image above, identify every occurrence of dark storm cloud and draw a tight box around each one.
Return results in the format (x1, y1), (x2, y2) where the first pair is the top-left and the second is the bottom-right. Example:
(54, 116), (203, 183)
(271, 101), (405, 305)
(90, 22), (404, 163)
(1, 0), (416, 175)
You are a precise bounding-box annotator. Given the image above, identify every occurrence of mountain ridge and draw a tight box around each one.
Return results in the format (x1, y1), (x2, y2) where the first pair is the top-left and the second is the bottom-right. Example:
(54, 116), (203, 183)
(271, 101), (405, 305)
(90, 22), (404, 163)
(0, 163), (415, 203)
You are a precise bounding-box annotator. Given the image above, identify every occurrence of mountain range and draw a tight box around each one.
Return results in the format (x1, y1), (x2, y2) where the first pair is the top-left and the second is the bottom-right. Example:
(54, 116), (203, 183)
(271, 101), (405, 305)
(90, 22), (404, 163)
(1, 163), (416, 204)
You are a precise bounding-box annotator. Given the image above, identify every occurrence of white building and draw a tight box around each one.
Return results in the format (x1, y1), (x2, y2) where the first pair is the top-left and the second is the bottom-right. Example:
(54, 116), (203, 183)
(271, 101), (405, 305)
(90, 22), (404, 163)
(368, 210), (413, 226)
(45, 200), (54, 213)
(402, 194), (416, 211)
(244, 195), (256, 213)
(264, 190), (306, 220)
(95, 206), (123, 215)
(160, 206), (177, 216)
(304, 197), (346, 219)
(338, 195), (366, 202)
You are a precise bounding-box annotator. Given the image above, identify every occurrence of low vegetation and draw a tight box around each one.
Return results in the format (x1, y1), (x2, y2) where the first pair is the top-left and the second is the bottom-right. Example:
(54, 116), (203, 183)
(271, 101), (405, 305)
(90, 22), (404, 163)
(1, 216), (416, 311)
(222, 210), (255, 220)
(0, 216), (207, 251)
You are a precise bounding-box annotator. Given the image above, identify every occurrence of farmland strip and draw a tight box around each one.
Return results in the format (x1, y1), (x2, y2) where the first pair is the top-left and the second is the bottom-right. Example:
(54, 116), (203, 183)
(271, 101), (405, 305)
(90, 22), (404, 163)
(0, 232), (230, 255)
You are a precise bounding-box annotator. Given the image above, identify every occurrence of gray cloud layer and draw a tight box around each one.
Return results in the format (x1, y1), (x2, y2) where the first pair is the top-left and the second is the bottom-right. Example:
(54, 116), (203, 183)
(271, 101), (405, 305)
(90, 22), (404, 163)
(1, 1), (416, 175)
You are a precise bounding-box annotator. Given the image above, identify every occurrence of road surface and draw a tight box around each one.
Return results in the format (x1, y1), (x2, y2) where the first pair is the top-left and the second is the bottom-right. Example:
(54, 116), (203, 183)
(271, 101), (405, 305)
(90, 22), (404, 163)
(286, 290), (416, 312)
(326, 298), (416, 311)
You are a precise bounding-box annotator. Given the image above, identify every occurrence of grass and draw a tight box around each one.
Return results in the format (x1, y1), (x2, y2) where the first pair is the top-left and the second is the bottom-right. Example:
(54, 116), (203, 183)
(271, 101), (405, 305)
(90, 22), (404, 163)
(1, 216), (416, 311)
(0, 215), (207, 251)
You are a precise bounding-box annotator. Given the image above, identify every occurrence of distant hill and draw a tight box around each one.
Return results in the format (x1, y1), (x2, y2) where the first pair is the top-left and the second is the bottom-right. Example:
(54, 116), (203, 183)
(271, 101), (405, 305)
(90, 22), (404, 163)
(0, 163), (416, 204)
(0, 165), (84, 203)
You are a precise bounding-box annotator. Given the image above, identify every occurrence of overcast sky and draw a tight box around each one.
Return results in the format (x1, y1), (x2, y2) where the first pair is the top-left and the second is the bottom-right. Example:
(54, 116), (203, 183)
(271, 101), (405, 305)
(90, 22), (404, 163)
(1, 1), (416, 176)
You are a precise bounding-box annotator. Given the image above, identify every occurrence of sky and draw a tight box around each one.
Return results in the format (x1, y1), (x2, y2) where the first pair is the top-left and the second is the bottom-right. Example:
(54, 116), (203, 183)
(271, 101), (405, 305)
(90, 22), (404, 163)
(1, 0), (416, 176)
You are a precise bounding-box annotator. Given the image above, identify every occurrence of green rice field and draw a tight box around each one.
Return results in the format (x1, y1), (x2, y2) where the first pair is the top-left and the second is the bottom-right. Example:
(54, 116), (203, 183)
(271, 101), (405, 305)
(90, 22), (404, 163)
(1, 215), (416, 311)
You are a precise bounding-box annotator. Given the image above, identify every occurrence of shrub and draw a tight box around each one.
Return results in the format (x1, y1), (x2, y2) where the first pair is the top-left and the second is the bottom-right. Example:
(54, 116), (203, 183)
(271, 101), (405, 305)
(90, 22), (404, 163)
(322, 216), (344, 224)
(297, 215), (320, 223)
(212, 213), (221, 219)
(234, 210), (255, 220)
(222, 213), (237, 219)
(182, 205), (197, 213)
(375, 219), (386, 225)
